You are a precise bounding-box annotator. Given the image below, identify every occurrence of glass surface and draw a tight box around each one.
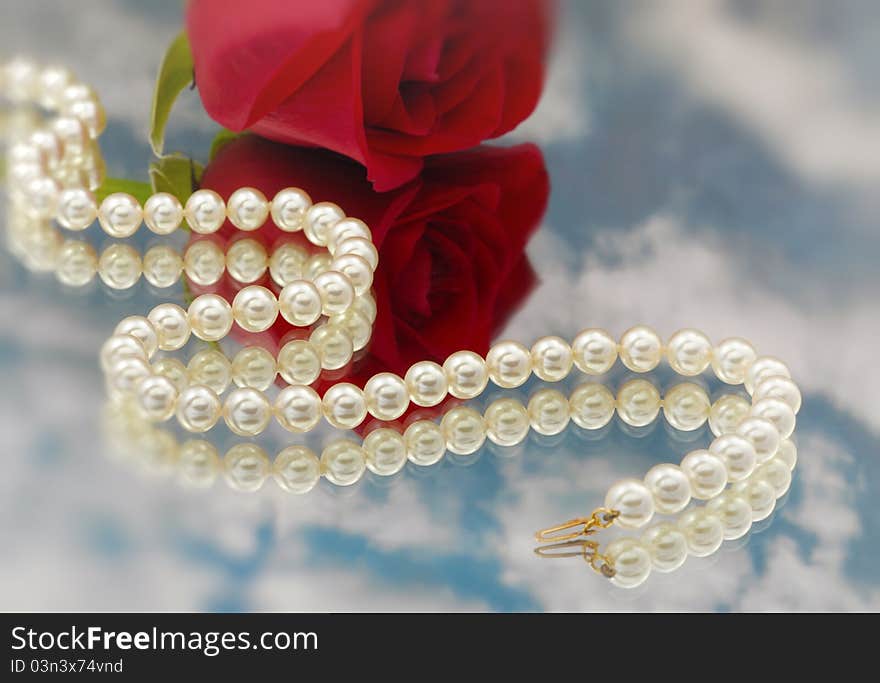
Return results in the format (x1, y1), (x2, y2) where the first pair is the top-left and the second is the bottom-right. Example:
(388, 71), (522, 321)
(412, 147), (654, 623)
(1, 0), (879, 611)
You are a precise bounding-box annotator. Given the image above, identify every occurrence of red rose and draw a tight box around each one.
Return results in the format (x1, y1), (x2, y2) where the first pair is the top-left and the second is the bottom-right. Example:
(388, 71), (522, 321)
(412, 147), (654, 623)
(192, 135), (548, 390)
(186, 0), (552, 191)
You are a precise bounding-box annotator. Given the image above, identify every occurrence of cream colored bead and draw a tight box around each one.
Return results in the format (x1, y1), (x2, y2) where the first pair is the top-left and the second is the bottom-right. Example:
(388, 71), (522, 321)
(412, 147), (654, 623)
(663, 382), (710, 431)
(707, 492), (753, 540)
(152, 357), (189, 392)
(321, 439), (366, 486)
(98, 243), (141, 289)
(143, 192), (183, 235)
(569, 382), (615, 430)
(711, 337), (756, 385)
(273, 445), (320, 493)
(364, 428), (407, 476)
(53, 115), (87, 162)
(364, 372), (409, 421)
(148, 303), (190, 351)
(441, 406), (486, 455)
(187, 294), (233, 342)
(744, 356), (791, 395)
(709, 433), (757, 482)
(750, 397), (796, 439)
(327, 218), (372, 252)
(332, 309), (372, 352)
(187, 349), (231, 394)
(404, 361), (448, 407)
(310, 323), (354, 370)
(176, 384), (222, 432)
(56, 187), (96, 230)
(404, 420), (446, 466)
(65, 96), (106, 138)
(605, 478), (655, 528)
(273, 384), (322, 432)
(485, 398), (530, 446)
(678, 509), (724, 557)
(331, 253), (373, 295)
(232, 285), (279, 333)
(736, 416), (781, 463)
(752, 376), (802, 414)
(680, 449), (728, 500)
(269, 242), (308, 285)
(143, 244), (183, 288)
(486, 340), (532, 388)
(183, 240), (225, 285)
(643, 463), (691, 514)
(708, 394), (750, 436)
(756, 457), (792, 499)
(666, 328), (712, 376)
(37, 65), (75, 108)
(527, 388), (570, 436)
(776, 439), (797, 471)
(56, 240), (98, 286)
(278, 280), (322, 326)
(619, 325), (663, 373)
(107, 356), (151, 394)
(135, 375), (178, 422)
(5, 57), (39, 102)
(530, 336), (573, 382)
(223, 443), (270, 492)
(224, 387), (272, 436)
(100, 334), (145, 372)
(177, 440), (220, 489)
(314, 270), (355, 315)
(184, 189), (226, 234)
(227, 187), (269, 231)
(231, 346), (276, 390)
(641, 523), (688, 573)
(270, 187), (312, 232)
(605, 538), (652, 588)
(443, 350), (489, 399)
(322, 382), (367, 429)
(732, 477), (776, 521)
(28, 129), (62, 169)
(97, 192), (142, 237)
(114, 315), (158, 357)
(277, 340), (321, 385)
(353, 291), (377, 324)
(305, 202), (345, 246)
(571, 328), (618, 375)
(334, 236), (378, 270)
(22, 175), (60, 220)
(616, 379), (661, 427)
(225, 238), (268, 283)
(306, 253), (332, 279)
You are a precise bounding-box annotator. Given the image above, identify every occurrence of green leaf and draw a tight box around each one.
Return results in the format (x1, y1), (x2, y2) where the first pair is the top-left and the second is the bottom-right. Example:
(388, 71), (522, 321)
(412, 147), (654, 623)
(149, 154), (204, 205)
(149, 32), (194, 157)
(209, 128), (243, 161)
(95, 178), (153, 205)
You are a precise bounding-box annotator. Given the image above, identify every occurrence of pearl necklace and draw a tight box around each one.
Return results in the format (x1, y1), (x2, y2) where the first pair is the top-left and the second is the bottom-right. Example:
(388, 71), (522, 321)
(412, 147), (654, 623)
(2, 59), (803, 587)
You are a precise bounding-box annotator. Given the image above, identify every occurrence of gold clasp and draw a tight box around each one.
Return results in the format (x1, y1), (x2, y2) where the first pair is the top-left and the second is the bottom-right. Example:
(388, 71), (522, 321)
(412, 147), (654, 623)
(534, 507), (619, 543)
(533, 507), (620, 578)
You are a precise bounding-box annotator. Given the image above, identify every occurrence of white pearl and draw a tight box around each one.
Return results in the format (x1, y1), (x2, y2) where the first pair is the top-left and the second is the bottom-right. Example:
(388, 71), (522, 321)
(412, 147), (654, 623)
(269, 242), (308, 285)
(310, 323), (354, 370)
(277, 340), (321, 385)
(278, 279), (322, 326)
(5, 57), (39, 102)
(227, 187), (269, 230)
(750, 397), (796, 439)
(224, 387), (272, 436)
(56, 240), (98, 286)
(270, 187), (311, 232)
(441, 406), (486, 455)
(38, 65), (75, 108)
(327, 218), (372, 252)
(364, 428), (407, 476)
(143, 244), (183, 288)
(56, 188), (97, 230)
(666, 328), (712, 376)
(404, 420), (446, 466)
(98, 243), (141, 289)
(353, 290), (377, 324)
(331, 253), (373, 295)
(153, 358), (189, 392)
(314, 270), (356, 315)
(680, 449), (728, 499)
(641, 523), (688, 572)
(663, 382), (710, 431)
(776, 439), (797, 471)
(708, 433), (757, 482)
(736, 416), (781, 463)
(273, 385), (322, 432)
(187, 294), (233, 342)
(232, 285), (279, 332)
(708, 394), (750, 436)
(334, 237), (378, 271)
(231, 346), (276, 390)
(273, 445), (320, 493)
(756, 457), (792, 499)
(605, 538), (652, 588)
(322, 382), (367, 429)
(744, 356), (791, 394)
(752, 376), (802, 414)
(184, 189), (226, 234)
(571, 328), (618, 375)
(52, 116), (87, 162)
(732, 477), (776, 521)
(707, 492), (754, 540)
(711, 337), (756, 385)
(404, 361), (448, 407)
(187, 349), (231, 394)
(143, 192), (183, 235)
(678, 509), (724, 557)
(177, 440), (220, 489)
(321, 439), (366, 486)
(605, 478), (655, 528)
(527, 388), (571, 435)
(306, 252), (332, 278)
(485, 398), (530, 446)
(176, 384), (222, 432)
(225, 238), (268, 283)
(28, 130), (62, 171)
(569, 382), (615, 429)
(619, 325), (662, 373)
(485, 341), (531, 388)
(443, 351), (489, 399)
(332, 309), (372, 352)
(305, 202), (344, 246)
(135, 375), (178, 422)
(148, 303), (190, 350)
(364, 372), (409, 421)
(530, 336), (573, 382)
(114, 315), (158, 357)
(107, 356), (151, 394)
(183, 240), (226, 285)
(616, 379), (661, 427)
(98, 192), (142, 237)
(223, 443), (270, 492)
(67, 97), (106, 139)
(643, 463), (691, 514)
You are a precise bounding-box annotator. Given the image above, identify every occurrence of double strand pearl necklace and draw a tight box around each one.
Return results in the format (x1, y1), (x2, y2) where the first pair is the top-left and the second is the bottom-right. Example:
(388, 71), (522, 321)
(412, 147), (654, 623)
(2, 59), (803, 587)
